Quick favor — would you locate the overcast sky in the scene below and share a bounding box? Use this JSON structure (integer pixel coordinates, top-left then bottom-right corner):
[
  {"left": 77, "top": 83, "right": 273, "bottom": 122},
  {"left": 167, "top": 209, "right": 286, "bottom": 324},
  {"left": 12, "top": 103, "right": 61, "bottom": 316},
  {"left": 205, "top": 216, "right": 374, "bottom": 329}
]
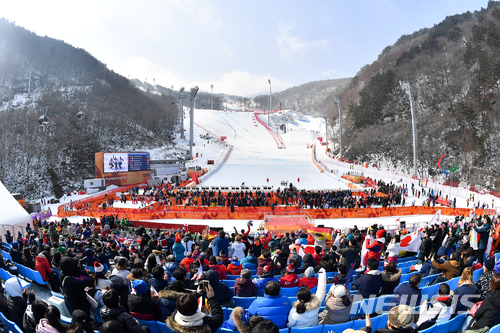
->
[{"left": 2, "top": 0, "right": 487, "bottom": 96}]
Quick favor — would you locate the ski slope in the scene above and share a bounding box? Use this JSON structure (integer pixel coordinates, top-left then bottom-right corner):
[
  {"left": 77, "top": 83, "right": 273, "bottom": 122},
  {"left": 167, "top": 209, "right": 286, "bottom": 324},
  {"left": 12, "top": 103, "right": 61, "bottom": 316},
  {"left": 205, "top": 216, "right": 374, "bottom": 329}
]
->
[{"left": 187, "top": 109, "right": 348, "bottom": 190}]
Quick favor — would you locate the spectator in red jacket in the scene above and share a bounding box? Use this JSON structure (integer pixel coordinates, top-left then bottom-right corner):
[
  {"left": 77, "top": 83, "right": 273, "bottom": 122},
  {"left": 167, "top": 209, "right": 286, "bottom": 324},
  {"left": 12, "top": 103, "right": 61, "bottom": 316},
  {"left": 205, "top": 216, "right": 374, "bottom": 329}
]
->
[
  {"left": 312, "top": 246, "right": 323, "bottom": 266},
  {"left": 226, "top": 256, "right": 243, "bottom": 276},
  {"left": 35, "top": 251, "right": 61, "bottom": 292},
  {"left": 209, "top": 256, "right": 226, "bottom": 280},
  {"left": 280, "top": 263, "right": 299, "bottom": 288},
  {"left": 179, "top": 252, "right": 194, "bottom": 271},
  {"left": 299, "top": 267, "right": 318, "bottom": 289},
  {"left": 234, "top": 269, "right": 257, "bottom": 297}
]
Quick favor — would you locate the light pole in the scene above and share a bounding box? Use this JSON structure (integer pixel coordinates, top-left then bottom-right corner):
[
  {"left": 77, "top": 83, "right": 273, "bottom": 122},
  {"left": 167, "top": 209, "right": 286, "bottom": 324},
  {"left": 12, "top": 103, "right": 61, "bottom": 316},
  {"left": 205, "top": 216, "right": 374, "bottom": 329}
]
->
[
  {"left": 179, "top": 87, "right": 185, "bottom": 138},
  {"left": 210, "top": 84, "right": 214, "bottom": 110},
  {"left": 268, "top": 79, "right": 272, "bottom": 126},
  {"left": 189, "top": 86, "right": 199, "bottom": 159},
  {"left": 171, "top": 85, "right": 174, "bottom": 97},
  {"left": 334, "top": 97, "right": 342, "bottom": 158},
  {"left": 325, "top": 116, "right": 328, "bottom": 150},
  {"left": 400, "top": 81, "right": 418, "bottom": 179}
]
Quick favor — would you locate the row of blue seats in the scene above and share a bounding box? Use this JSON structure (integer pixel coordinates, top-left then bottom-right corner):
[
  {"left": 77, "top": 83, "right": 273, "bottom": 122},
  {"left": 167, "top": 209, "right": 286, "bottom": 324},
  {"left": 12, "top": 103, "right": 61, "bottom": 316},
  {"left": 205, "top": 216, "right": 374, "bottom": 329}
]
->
[
  {"left": 0, "top": 311, "right": 23, "bottom": 333},
  {"left": 0, "top": 267, "right": 31, "bottom": 289}
]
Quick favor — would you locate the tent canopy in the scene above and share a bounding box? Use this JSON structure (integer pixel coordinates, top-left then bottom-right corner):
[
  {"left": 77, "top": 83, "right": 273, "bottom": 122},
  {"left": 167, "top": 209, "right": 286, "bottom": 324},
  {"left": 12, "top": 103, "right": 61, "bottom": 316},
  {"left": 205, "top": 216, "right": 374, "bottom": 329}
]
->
[{"left": 0, "top": 180, "right": 31, "bottom": 236}]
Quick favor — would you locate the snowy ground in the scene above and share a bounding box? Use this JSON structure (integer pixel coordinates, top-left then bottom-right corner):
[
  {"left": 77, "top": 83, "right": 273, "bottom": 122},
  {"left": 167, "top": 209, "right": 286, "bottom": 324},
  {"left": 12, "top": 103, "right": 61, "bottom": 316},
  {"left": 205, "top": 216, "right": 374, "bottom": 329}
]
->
[{"left": 41, "top": 107, "right": 498, "bottom": 235}]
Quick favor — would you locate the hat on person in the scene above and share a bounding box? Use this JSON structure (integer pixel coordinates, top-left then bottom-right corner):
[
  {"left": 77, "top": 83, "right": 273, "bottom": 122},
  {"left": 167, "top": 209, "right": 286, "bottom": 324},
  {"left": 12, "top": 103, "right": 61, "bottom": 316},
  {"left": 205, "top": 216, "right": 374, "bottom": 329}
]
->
[
  {"left": 388, "top": 305, "right": 414, "bottom": 329},
  {"left": 109, "top": 274, "right": 124, "bottom": 286},
  {"left": 263, "top": 265, "right": 273, "bottom": 273},
  {"left": 94, "top": 261, "right": 104, "bottom": 274},
  {"left": 71, "top": 310, "right": 89, "bottom": 325},
  {"left": 131, "top": 280, "right": 148, "bottom": 295},
  {"left": 332, "top": 284, "right": 347, "bottom": 298},
  {"left": 130, "top": 245, "right": 137, "bottom": 253},
  {"left": 11, "top": 242, "right": 18, "bottom": 250},
  {"left": 485, "top": 256, "right": 495, "bottom": 270},
  {"left": 376, "top": 230, "right": 385, "bottom": 238},
  {"left": 186, "top": 252, "right": 192, "bottom": 258},
  {"left": 295, "top": 239, "right": 301, "bottom": 245},
  {"left": 175, "top": 237, "right": 181, "bottom": 243},
  {"left": 437, "top": 246, "right": 447, "bottom": 258},
  {"left": 199, "top": 252, "right": 207, "bottom": 259},
  {"left": 286, "top": 263, "right": 296, "bottom": 273}
]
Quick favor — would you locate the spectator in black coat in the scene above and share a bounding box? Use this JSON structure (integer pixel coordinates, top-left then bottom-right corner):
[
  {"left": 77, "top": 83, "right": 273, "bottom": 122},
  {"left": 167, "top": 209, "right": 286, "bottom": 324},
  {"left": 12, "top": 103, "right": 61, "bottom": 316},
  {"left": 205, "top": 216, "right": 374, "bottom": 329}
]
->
[
  {"left": 418, "top": 230, "right": 433, "bottom": 264},
  {"left": 453, "top": 267, "right": 478, "bottom": 315},
  {"left": 9, "top": 241, "right": 23, "bottom": 264},
  {"left": 128, "top": 279, "right": 159, "bottom": 321},
  {"left": 390, "top": 273, "right": 422, "bottom": 308},
  {"left": 471, "top": 273, "right": 500, "bottom": 330},
  {"left": 353, "top": 258, "right": 382, "bottom": 299},
  {"left": 109, "top": 274, "right": 130, "bottom": 312},
  {"left": 60, "top": 256, "right": 91, "bottom": 316},
  {"left": 338, "top": 238, "right": 359, "bottom": 269},
  {"left": 101, "top": 289, "right": 150, "bottom": 333},
  {"left": 149, "top": 266, "right": 169, "bottom": 291},
  {"left": 380, "top": 261, "right": 402, "bottom": 295},
  {"left": 301, "top": 253, "right": 316, "bottom": 274},
  {"left": 5, "top": 277, "right": 34, "bottom": 330}
]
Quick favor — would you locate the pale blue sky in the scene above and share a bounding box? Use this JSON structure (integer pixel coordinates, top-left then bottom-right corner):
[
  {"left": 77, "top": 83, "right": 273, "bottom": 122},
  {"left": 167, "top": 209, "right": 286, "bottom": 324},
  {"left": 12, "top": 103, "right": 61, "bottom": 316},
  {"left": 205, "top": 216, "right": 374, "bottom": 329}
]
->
[{"left": 2, "top": 0, "right": 487, "bottom": 96}]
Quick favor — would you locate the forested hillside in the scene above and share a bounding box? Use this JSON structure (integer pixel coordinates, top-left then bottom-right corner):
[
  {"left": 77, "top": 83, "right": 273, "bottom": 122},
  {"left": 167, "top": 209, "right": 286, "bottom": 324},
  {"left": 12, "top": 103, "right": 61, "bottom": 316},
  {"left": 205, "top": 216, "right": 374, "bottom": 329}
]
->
[
  {"left": 328, "top": 1, "right": 500, "bottom": 190},
  {"left": 0, "top": 19, "right": 178, "bottom": 198}
]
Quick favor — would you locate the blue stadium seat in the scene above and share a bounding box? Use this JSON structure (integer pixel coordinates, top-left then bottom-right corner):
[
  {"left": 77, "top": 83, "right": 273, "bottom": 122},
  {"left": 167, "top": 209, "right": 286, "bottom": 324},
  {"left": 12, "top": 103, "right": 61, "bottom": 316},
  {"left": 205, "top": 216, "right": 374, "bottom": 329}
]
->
[
  {"left": 223, "top": 279, "right": 236, "bottom": 288},
  {"left": 489, "top": 323, "right": 500, "bottom": 333},
  {"left": 349, "top": 301, "right": 361, "bottom": 318},
  {"left": 60, "top": 314, "right": 72, "bottom": 324},
  {"left": 0, "top": 311, "right": 23, "bottom": 333},
  {"left": 226, "top": 275, "right": 239, "bottom": 280},
  {"left": 233, "top": 296, "right": 256, "bottom": 309},
  {"left": 309, "top": 286, "right": 318, "bottom": 294},
  {"left": 449, "top": 313, "right": 467, "bottom": 333},
  {"left": 418, "top": 325, "right": 436, "bottom": 333},
  {"left": 420, "top": 284, "right": 438, "bottom": 301},
  {"left": 473, "top": 268, "right": 482, "bottom": 282},
  {"left": 1, "top": 250, "right": 11, "bottom": 260},
  {"left": 256, "top": 288, "right": 265, "bottom": 296},
  {"left": 358, "top": 297, "right": 377, "bottom": 315},
  {"left": 375, "top": 294, "right": 394, "bottom": 313},
  {"left": 280, "top": 287, "right": 299, "bottom": 297},
  {"left": 137, "top": 320, "right": 161, "bottom": 333},
  {"left": 322, "top": 321, "right": 353, "bottom": 333},
  {"left": 351, "top": 319, "right": 367, "bottom": 330},
  {"left": 51, "top": 290, "right": 64, "bottom": 299},
  {"left": 157, "top": 321, "right": 174, "bottom": 333},
  {"left": 249, "top": 269, "right": 257, "bottom": 276},
  {"left": 93, "top": 308, "right": 103, "bottom": 323},
  {"left": 371, "top": 313, "right": 389, "bottom": 330},
  {"left": 446, "top": 277, "right": 460, "bottom": 290},
  {"left": 222, "top": 307, "right": 229, "bottom": 321},
  {"left": 290, "top": 325, "right": 322, "bottom": 333},
  {"left": 29, "top": 268, "right": 49, "bottom": 287},
  {"left": 3, "top": 271, "right": 31, "bottom": 289},
  {"left": 433, "top": 316, "right": 455, "bottom": 333},
  {"left": 279, "top": 328, "right": 289, "bottom": 333}
]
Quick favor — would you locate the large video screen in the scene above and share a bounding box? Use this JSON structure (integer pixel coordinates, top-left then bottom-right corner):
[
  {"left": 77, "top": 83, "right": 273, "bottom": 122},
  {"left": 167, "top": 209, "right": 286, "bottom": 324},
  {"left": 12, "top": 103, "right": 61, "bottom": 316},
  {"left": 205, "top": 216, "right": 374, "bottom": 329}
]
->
[{"left": 103, "top": 152, "right": 150, "bottom": 173}]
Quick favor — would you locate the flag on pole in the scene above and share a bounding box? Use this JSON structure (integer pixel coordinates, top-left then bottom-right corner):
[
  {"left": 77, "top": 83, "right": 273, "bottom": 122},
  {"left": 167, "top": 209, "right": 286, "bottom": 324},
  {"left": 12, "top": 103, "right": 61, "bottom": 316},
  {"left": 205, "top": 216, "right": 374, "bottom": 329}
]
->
[
  {"left": 400, "top": 231, "right": 423, "bottom": 253},
  {"left": 307, "top": 227, "right": 334, "bottom": 240},
  {"left": 360, "top": 235, "right": 373, "bottom": 269},
  {"left": 486, "top": 237, "right": 493, "bottom": 259},
  {"left": 430, "top": 210, "right": 442, "bottom": 225},
  {"left": 441, "top": 234, "right": 449, "bottom": 247},
  {"left": 470, "top": 228, "right": 479, "bottom": 250},
  {"left": 333, "top": 233, "right": 340, "bottom": 247}
]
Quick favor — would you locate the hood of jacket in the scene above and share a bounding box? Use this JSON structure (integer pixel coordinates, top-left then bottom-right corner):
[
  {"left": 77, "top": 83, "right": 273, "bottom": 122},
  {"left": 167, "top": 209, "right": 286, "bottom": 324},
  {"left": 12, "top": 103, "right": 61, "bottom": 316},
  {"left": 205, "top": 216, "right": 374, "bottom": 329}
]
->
[
  {"left": 381, "top": 268, "right": 402, "bottom": 282},
  {"left": 5, "top": 277, "right": 23, "bottom": 298},
  {"left": 101, "top": 306, "right": 126, "bottom": 319},
  {"left": 486, "top": 289, "right": 500, "bottom": 307},
  {"left": 244, "top": 255, "right": 257, "bottom": 262},
  {"left": 235, "top": 277, "right": 254, "bottom": 288},
  {"left": 366, "top": 270, "right": 381, "bottom": 275},
  {"left": 292, "top": 294, "right": 320, "bottom": 312},
  {"left": 449, "top": 260, "right": 461, "bottom": 268},
  {"left": 158, "top": 290, "right": 184, "bottom": 300},
  {"left": 232, "top": 306, "right": 250, "bottom": 333},
  {"left": 166, "top": 311, "right": 211, "bottom": 333},
  {"left": 303, "top": 253, "right": 314, "bottom": 264}
]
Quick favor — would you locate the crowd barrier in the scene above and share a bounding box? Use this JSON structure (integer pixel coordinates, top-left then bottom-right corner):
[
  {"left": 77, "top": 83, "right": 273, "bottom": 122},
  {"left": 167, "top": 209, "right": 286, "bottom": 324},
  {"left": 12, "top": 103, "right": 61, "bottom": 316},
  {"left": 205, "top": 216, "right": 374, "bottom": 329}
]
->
[{"left": 57, "top": 203, "right": 492, "bottom": 221}]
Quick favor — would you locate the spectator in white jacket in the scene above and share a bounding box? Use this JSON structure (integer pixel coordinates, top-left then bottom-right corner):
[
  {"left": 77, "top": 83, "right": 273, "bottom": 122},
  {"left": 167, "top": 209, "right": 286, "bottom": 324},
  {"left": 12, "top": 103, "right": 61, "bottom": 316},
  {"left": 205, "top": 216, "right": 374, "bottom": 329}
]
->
[
  {"left": 229, "top": 235, "right": 246, "bottom": 262},
  {"left": 287, "top": 268, "right": 327, "bottom": 328},
  {"left": 386, "top": 235, "right": 401, "bottom": 263}
]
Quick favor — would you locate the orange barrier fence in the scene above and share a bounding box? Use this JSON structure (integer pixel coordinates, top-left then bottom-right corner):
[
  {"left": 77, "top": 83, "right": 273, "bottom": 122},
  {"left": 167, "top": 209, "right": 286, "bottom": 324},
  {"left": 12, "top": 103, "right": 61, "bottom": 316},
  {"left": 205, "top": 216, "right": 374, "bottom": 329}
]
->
[{"left": 56, "top": 204, "right": 495, "bottom": 221}]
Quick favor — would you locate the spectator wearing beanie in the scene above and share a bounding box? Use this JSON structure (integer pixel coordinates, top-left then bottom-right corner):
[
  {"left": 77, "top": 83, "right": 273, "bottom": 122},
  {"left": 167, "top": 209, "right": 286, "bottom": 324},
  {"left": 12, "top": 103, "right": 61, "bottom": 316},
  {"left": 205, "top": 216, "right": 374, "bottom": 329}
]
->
[
  {"left": 301, "top": 253, "right": 316, "bottom": 273},
  {"left": 227, "top": 256, "right": 243, "bottom": 276},
  {"left": 280, "top": 263, "right": 299, "bottom": 288},
  {"left": 172, "top": 237, "right": 186, "bottom": 263},
  {"left": 94, "top": 261, "right": 111, "bottom": 290},
  {"left": 108, "top": 275, "right": 129, "bottom": 312},
  {"left": 253, "top": 265, "right": 280, "bottom": 289},
  {"left": 234, "top": 269, "right": 257, "bottom": 297},
  {"left": 299, "top": 267, "right": 318, "bottom": 289},
  {"left": 164, "top": 255, "right": 179, "bottom": 283},
  {"left": 179, "top": 252, "right": 194, "bottom": 271},
  {"left": 128, "top": 279, "right": 159, "bottom": 321},
  {"left": 476, "top": 255, "right": 496, "bottom": 300},
  {"left": 322, "top": 284, "right": 352, "bottom": 325}
]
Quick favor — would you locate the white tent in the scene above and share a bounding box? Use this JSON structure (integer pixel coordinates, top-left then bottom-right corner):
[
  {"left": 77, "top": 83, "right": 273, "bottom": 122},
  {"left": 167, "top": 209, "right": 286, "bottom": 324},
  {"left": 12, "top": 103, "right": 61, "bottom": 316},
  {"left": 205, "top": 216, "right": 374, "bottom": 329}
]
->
[{"left": 0, "top": 180, "right": 31, "bottom": 238}]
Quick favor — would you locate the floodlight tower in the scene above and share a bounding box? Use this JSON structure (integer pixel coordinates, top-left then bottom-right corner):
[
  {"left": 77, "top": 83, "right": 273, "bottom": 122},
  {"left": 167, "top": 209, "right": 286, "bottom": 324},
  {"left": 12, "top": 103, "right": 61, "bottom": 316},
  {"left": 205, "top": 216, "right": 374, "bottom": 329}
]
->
[
  {"left": 179, "top": 87, "right": 185, "bottom": 137},
  {"left": 210, "top": 84, "right": 214, "bottom": 110},
  {"left": 189, "top": 86, "right": 199, "bottom": 158},
  {"left": 268, "top": 79, "right": 272, "bottom": 126},
  {"left": 334, "top": 97, "right": 342, "bottom": 158},
  {"left": 400, "top": 81, "right": 418, "bottom": 179}
]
